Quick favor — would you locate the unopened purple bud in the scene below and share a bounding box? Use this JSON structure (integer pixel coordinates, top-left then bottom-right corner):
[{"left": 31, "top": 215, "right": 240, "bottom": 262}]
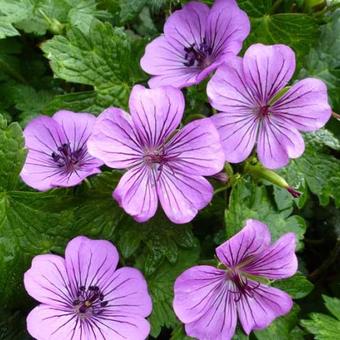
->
[{"left": 287, "top": 187, "right": 301, "bottom": 198}]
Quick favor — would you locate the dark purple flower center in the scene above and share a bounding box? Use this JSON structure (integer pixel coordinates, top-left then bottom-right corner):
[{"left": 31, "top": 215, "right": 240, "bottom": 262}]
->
[
  {"left": 227, "top": 269, "right": 260, "bottom": 302},
  {"left": 183, "top": 38, "right": 213, "bottom": 68},
  {"left": 73, "top": 285, "right": 108, "bottom": 317},
  {"left": 51, "top": 143, "right": 85, "bottom": 171},
  {"left": 143, "top": 147, "right": 169, "bottom": 167},
  {"left": 257, "top": 105, "right": 270, "bottom": 118}
]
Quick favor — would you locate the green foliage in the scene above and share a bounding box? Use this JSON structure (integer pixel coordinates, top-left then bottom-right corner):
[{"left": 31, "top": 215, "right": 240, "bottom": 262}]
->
[
  {"left": 279, "top": 129, "right": 340, "bottom": 208},
  {"left": 117, "top": 212, "right": 196, "bottom": 275},
  {"left": 0, "top": 0, "right": 339, "bottom": 339},
  {"left": 225, "top": 176, "right": 306, "bottom": 250},
  {"left": 255, "top": 304, "right": 304, "bottom": 340},
  {"left": 146, "top": 245, "right": 200, "bottom": 337},
  {"left": 273, "top": 273, "right": 314, "bottom": 299},
  {"left": 0, "top": 115, "right": 26, "bottom": 190},
  {"left": 299, "top": 9, "right": 340, "bottom": 111},
  {"left": 0, "top": 0, "right": 111, "bottom": 37},
  {"left": 239, "top": 0, "right": 319, "bottom": 68},
  {"left": 301, "top": 295, "right": 340, "bottom": 339},
  {"left": 42, "top": 21, "right": 146, "bottom": 110}
]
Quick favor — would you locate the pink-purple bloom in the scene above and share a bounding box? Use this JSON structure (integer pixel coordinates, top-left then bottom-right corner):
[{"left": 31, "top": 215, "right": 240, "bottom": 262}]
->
[
  {"left": 88, "top": 85, "right": 224, "bottom": 224},
  {"left": 207, "top": 43, "right": 332, "bottom": 169},
  {"left": 140, "top": 0, "right": 250, "bottom": 89},
  {"left": 20, "top": 110, "right": 103, "bottom": 191},
  {"left": 24, "top": 236, "right": 152, "bottom": 340},
  {"left": 173, "top": 219, "right": 297, "bottom": 339}
]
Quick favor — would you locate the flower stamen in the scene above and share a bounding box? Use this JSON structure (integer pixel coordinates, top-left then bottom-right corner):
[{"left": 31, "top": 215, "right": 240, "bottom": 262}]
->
[
  {"left": 183, "top": 38, "right": 213, "bottom": 68},
  {"left": 73, "top": 285, "right": 108, "bottom": 318}
]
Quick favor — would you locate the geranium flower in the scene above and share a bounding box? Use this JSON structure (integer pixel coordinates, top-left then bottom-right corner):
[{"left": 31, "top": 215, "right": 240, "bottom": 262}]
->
[
  {"left": 140, "top": 0, "right": 250, "bottom": 89},
  {"left": 207, "top": 43, "right": 332, "bottom": 169},
  {"left": 24, "top": 236, "right": 152, "bottom": 340},
  {"left": 88, "top": 85, "right": 224, "bottom": 224},
  {"left": 20, "top": 110, "right": 103, "bottom": 191},
  {"left": 173, "top": 219, "right": 297, "bottom": 339}
]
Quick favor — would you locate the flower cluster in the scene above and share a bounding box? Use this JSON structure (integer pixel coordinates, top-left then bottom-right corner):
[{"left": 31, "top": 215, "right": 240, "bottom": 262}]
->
[
  {"left": 21, "top": 0, "right": 332, "bottom": 339},
  {"left": 24, "top": 221, "right": 297, "bottom": 340}
]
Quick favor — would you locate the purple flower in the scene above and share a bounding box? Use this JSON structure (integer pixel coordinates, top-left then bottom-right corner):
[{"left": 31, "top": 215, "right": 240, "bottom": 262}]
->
[
  {"left": 140, "top": 0, "right": 250, "bottom": 89},
  {"left": 20, "top": 110, "right": 103, "bottom": 191},
  {"left": 207, "top": 43, "right": 332, "bottom": 169},
  {"left": 24, "top": 236, "right": 152, "bottom": 340},
  {"left": 173, "top": 219, "right": 297, "bottom": 339},
  {"left": 87, "top": 85, "right": 224, "bottom": 224}
]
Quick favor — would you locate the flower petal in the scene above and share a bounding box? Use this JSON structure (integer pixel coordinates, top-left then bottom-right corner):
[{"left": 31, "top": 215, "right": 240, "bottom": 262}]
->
[
  {"left": 211, "top": 112, "right": 258, "bottom": 164},
  {"left": 157, "top": 168, "right": 213, "bottom": 224},
  {"left": 129, "top": 85, "right": 184, "bottom": 147},
  {"left": 88, "top": 313, "right": 151, "bottom": 340},
  {"left": 20, "top": 151, "right": 59, "bottom": 191},
  {"left": 87, "top": 108, "right": 143, "bottom": 169},
  {"left": 23, "top": 116, "right": 67, "bottom": 154},
  {"left": 173, "top": 265, "right": 226, "bottom": 323},
  {"left": 207, "top": 59, "right": 259, "bottom": 163},
  {"left": 242, "top": 233, "right": 298, "bottom": 279},
  {"left": 174, "top": 265, "right": 237, "bottom": 340},
  {"left": 141, "top": 36, "right": 200, "bottom": 89},
  {"left": 52, "top": 110, "right": 102, "bottom": 166},
  {"left": 24, "top": 254, "right": 72, "bottom": 307},
  {"left": 164, "top": 1, "right": 209, "bottom": 49},
  {"left": 207, "top": 0, "right": 250, "bottom": 59},
  {"left": 165, "top": 118, "right": 224, "bottom": 176},
  {"left": 27, "top": 305, "right": 79, "bottom": 340},
  {"left": 65, "top": 236, "right": 119, "bottom": 294},
  {"left": 207, "top": 57, "right": 255, "bottom": 113},
  {"left": 243, "top": 44, "right": 296, "bottom": 103},
  {"left": 264, "top": 115, "right": 305, "bottom": 161},
  {"left": 50, "top": 166, "right": 101, "bottom": 188},
  {"left": 101, "top": 267, "right": 152, "bottom": 317},
  {"left": 216, "top": 219, "right": 271, "bottom": 267},
  {"left": 141, "top": 1, "right": 209, "bottom": 88},
  {"left": 237, "top": 281, "right": 293, "bottom": 334},
  {"left": 113, "top": 165, "right": 158, "bottom": 223},
  {"left": 257, "top": 117, "right": 304, "bottom": 169},
  {"left": 20, "top": 116, "right": 67, "bottom": 191},
  {"left": 271, "top": 78, "right": 332, "bottom": 132}
]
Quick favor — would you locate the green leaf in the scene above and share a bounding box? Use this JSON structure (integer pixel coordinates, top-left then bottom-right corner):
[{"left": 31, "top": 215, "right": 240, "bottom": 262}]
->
[
  {"left": 0, "top": 22, "right": 19, "bottom": 39},
  {"left": 43, "top": 91, "right": 101, "bottom": 115},
  {"left": 67, "top": 0, "right": 112, "bottom": 34},
  {"left": 225, "top": 176, "right": 306, "bottom": 250},
  {"left": 301, "top": 295, "right": 340, "bottom": 339},
  {"left": 273, "top": 272, "right": 314, "bottom": 299},
  {"left": 41, "top": 21, "right": 146, "bottom": 109},
  {"left": 299, "top": 9, "right": 340, "bottom": 112},
  {"left": 146, "top": 245, "right": 200, "bottom": 337},
  {"left": 0, "top": 115, "right": 26, "bottom": 190},
  {"left": 117, "top": 212, "right": 195, "bottom": 275},
  {"left": 120, "top": 0, "right": 147, "bottom": 23},
  {"left": 0, "top": 0, "right": 112, "bottom": 37},
  {"left": 4, "top": 84, "right": 55, "bottom": 126},
  {"left": 238, "top": 0, "right": 272, "bottom": 17},
  {"left": 171, "top": 323, "right": 194, "bottom": 340},
  {"left": 279, "top": 136, "right": 340, "bottom": 208},
  {"left": 304, "top": 129, "right": 340, "bottom": 151},
  {"left": 255, "top": 304, "right": 302, "bottom": 340},
  {"left": 240, "top": 0, "right": 319, "bottom": 69},
  {"left": 0, "top": 0, "right": 31, "bottom": 39}
]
